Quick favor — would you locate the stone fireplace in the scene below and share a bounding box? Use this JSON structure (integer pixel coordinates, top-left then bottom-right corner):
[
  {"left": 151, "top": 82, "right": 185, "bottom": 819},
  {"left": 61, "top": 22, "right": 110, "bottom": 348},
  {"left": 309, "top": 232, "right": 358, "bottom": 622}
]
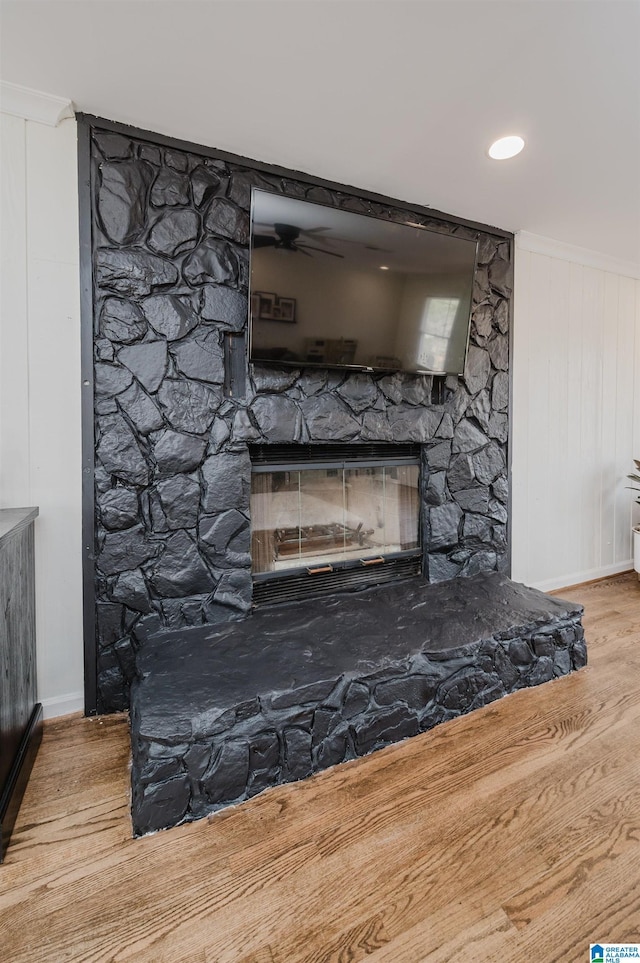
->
[{"left": 79, "top": 116, "right": 513, "bottom": 715}]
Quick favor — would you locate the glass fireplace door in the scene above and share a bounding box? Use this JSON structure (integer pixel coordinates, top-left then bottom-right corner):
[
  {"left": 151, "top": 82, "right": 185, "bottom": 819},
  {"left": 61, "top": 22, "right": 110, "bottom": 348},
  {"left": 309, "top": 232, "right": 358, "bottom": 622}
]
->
[{"left": 251, "top": 461, "right": 419, "bottom": 577}]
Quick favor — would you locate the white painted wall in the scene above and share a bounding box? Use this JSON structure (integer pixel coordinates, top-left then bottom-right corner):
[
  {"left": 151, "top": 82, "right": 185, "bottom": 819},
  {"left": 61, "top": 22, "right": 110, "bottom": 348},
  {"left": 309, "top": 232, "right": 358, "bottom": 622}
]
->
[
  {"left": 0, "top": 100, "right": 83, "bottom": 718},
  {"left": 511, "top": 233, "right": 640, "bottom": 591}
]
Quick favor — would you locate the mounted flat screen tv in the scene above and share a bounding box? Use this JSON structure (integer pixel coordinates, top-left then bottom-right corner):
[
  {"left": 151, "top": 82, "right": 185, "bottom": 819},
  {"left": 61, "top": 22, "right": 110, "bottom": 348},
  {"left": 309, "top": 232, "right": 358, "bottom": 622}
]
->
[{"left": 248, "top": 189, "right": 478, "bottom": 376}]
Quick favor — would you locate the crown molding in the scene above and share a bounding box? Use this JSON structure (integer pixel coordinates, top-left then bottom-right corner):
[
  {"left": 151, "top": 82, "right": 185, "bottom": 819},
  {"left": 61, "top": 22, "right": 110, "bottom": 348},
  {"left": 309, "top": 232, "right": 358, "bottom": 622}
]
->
[
  {"left": 0, "top": 81, "right": 74, "bottom": 127},
  {"left": 516, "top": 230, "right": 640, "bottom": 280}
]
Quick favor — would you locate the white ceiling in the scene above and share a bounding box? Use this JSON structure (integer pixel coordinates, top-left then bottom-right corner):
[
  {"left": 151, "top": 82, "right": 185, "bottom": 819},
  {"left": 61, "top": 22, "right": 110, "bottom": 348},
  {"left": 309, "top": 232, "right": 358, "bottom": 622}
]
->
[{"left": 2, "top": 0, "right": 639, "bottom": 267}]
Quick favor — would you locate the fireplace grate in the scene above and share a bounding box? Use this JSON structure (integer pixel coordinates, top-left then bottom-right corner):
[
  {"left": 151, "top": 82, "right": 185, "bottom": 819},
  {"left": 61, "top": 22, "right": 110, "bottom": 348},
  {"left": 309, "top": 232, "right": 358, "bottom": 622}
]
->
[
  {"left": 252, "top": 555, "right": 422, "bottom": 607},
  {"left": 249, "top": 442, "right": 421, "bottom": 467}
]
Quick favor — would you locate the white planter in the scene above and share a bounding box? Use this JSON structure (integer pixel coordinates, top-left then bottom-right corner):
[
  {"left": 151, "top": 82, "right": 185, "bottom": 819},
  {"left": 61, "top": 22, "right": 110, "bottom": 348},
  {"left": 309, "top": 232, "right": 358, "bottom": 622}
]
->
[{"left": 634, "top": 525, "right": 640, "bottom": 576}]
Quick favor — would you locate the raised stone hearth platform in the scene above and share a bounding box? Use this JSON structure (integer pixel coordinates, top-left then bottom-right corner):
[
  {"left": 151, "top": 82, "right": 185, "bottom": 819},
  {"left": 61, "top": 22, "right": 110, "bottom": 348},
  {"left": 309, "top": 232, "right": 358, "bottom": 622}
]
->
[{"left": 130, "top": 572, "right": 586, "bottom": 836}]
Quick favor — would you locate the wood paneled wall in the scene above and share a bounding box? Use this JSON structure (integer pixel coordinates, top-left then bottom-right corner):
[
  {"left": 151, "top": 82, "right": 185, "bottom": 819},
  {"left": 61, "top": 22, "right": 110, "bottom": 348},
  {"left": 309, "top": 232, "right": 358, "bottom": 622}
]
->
[{"left": 512, "top": 235, "right": 640, "bottom": 590}]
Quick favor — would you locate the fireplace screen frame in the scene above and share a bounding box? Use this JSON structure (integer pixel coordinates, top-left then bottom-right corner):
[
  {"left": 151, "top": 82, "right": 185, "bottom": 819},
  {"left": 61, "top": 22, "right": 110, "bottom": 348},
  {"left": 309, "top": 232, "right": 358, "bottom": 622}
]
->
[{"left": 249, "top": 444, "right": 423, "bottom": 605}]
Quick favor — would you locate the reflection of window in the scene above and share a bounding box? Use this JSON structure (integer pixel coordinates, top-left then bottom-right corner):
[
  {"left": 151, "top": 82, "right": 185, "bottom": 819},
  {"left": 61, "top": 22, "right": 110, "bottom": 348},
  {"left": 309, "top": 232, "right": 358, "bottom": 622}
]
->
[{"left": 417, "top": 297, "right": 460, "bottom": 370}]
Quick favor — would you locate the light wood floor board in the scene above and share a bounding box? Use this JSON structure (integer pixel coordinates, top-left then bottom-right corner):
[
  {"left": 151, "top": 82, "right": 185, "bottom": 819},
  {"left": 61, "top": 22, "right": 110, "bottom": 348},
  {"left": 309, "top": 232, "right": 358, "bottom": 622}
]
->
[{"left": 1, "top": 572, "right": 639, "bottom": 962}]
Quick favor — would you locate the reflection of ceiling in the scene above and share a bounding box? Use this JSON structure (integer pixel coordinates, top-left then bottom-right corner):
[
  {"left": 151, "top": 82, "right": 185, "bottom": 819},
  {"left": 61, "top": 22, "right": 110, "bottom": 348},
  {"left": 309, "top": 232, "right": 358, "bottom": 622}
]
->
[
  {"left": 2, "top": 1, "right": 639, "bottom": 267},
  {"left": 253, "top": 191, "right": 477, "bottom": 274}
]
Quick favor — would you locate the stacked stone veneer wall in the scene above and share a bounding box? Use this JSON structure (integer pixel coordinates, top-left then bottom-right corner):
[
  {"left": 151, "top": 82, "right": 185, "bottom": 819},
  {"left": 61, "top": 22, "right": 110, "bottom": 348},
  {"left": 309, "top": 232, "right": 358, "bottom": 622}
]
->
[{"left": 86, "top": 123, "right": 513, "bottom": 713}]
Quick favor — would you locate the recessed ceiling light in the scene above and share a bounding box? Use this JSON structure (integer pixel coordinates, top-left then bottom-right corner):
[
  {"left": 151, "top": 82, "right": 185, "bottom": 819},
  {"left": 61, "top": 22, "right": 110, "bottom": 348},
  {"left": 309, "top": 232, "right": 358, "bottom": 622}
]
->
[
  {"left": 488, "top": 135, "right": 525, "bottom": 160},
  {"left": 380, "top": 265, "right": 389, "bottom": 270}
]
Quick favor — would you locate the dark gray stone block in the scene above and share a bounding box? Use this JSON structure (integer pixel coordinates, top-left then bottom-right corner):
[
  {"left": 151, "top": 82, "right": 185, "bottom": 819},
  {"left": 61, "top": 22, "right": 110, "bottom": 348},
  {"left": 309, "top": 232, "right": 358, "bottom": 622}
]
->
[
  {"left": 360, "top": 410, "right": 394, "bottom": 441},
  {"left": 472, "top": 442, "right": 505, "bottom": 485},
  {"left": 192, "top": 165, "right": 224, "bottom": 207},
  {"left": 157, "top": 380, "right": 221, "bottom": 433},
  {"left": 448, "top": 454, "right": 475, "bottom": 492},
  {"left": 452, "top": 487, "right": 491, "bottom": 514},
  {"left": 283, "top": 728, "right": 313, "bottom": 780},
  {"left": 374, "top": 675, "right": 439, "bottom": 708},
  {"left": 387, "top": 407, "right": 442, "bottom": 442},
  {"left": 427, "top": 553, "right": 463, "bottom": 583},
  {"left": 213, "top": 570, "right": 252, "bottom": 612},
  {"left": 473, "top": 304, "right": 493, "bottom": 340},
  {"left": 429, "top": 502, "right": 462, "bottom": 549},
  {"left": 492, "top": 371, "right": 509, "bottom": 412},
  {"left": 96, "top": 413, "right": 149, "bottom": 486},
  {"left": 98, "top": 487, "right": 139, "bottom": 531},
  {"left": 170, "top": 328, "right": 225, "bottom": 384},
  {"left": 147, "top": 210, "right": 200, "bottom": 257},
  {"left": 201, "top": 451, "right": 251, "bottom": 514},
  {"left": 118, "top": 340, "right": 168, "bottom": 393},
  {"left": 488, "top": 412, "right": 509, "bottom": 443},
  {"left": 252, "top": 366, "right": 300, "bottom": 394},
  {"left": 201, "top": 741, "right": 250, "bottom": 804},
  {"left": 336, "top": 375, "right": 379, "bottom": 414},
  {"left": 204, "top": 197, "right": 250, "bottom": 244},
  {"left": 95, "top": 362, "right": 134, "bottom": 397},
  {"left": 467, "top": 391, "right": 491, "bottom": 431},
  {"left": 300, "top": 395, "right": 360, "bottom": 441},
  {"left": 426, "top": 470, "right": 447, "bottom": 506},
  {"left": 488, "top": 256, "right": 513, "bottom": 297},
  {"left": 98, "top": 161, "right": 153, "bottom": 245},
  {"left": 95, "top": 248, "right": 178, "bottom": 297},
  {"left": 155, "top": 474, "right": 200, "bottom": 530},
  {"left": 94, "top": 132, "right": 133, "bottom": 159},
  {"left": 249, "top": 731, "right": 280, "bottom": 771},
  {"left": 352, "top": 706, "right": 419, "bottom": 755},
  {"left": 117, "top": 381, "right": 165, "bottom": 435},
  {"left": 183, "top": 238, "right": 239, "bottom": 286},
  {"left": 100, "top": 298, "right": 147, "bottom": 344},
  {"left": 152, "top": 430, "right": 207, "bottom": 474},
  {"left": 427, "top": 440, "right": 452, "bottom": 470},
  {"left": 251, "top": 395, "right": 302, "bottom": 442},
  {"left": 141, "top": 294, "right": 199, "bottom": 341},
  {"left": 146, "top": 531, "right": 213, "bottom": 598},
  {"left": 452, "top": 420, "right": 490, "bottom": 454},
  {"left": 199, "top": 510, "right": 249, "bottom": 557},
  {"left": 98, "top": 526, "right": 160, "bottom": 576},
  {"left": 110, "top": 569, "right": 151, "bottom": 614},
  {"left": 150, "top": 168, "right": 190, "bottom": 207},
  {"left": 464, "top": 345, "right": 491, "bottom": 395},
  {"left": 201, "top": 284, "right": 247, "bottom": 331},
  {"left": 488, "top": 334, "right": 509, "bottom": 371}
]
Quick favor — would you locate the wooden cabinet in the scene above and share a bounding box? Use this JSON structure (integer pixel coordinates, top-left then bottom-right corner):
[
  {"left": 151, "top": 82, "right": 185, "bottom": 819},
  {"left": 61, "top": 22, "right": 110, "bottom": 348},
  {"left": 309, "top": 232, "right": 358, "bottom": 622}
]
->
[{"left": 0, "top": 507, "right": 41, "bottom": 861}]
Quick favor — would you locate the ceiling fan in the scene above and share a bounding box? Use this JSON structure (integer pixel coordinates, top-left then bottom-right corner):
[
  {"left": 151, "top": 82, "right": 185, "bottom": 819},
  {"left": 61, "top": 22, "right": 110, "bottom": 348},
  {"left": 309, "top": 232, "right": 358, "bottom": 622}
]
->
[{"left": 253, "top": 222, "right": 344, "bottom": 258}]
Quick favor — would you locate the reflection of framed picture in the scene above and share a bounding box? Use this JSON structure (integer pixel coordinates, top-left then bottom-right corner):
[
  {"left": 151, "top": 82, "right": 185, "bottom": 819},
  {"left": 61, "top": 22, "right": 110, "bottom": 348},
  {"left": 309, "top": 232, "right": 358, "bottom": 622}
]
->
[
  {"left": 256, "top": 292, "right": 276, "bottom": 320},
  {"left": 277, "top": 297, "right": 296, "bottom": 323}
]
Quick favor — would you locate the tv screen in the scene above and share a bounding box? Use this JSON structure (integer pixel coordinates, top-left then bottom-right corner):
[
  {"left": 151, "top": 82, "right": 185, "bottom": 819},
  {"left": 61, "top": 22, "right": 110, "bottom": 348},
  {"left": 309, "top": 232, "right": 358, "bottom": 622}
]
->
[{"left": 248, "top": 190, "right": 478, "bottom": 376}]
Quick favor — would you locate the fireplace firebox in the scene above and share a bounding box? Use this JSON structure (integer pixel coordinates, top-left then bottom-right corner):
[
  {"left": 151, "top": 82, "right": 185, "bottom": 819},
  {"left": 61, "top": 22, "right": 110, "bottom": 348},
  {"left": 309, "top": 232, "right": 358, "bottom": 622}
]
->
[{"left": 250, "top": 444, "right": 422, "bottom": 604}]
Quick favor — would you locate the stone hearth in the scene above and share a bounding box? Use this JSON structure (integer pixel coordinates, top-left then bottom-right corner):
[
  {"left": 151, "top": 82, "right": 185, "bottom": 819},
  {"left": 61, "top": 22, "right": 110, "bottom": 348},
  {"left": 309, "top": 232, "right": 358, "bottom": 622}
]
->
[{"left": 130, "top": 571, "right": 586, "bottom": 836}]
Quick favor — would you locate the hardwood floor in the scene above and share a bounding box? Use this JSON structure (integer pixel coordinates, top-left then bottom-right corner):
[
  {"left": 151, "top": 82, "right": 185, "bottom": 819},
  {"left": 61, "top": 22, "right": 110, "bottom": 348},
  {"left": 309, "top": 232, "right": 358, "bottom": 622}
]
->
[{"left": 1, "top": 573, "right": 639, "bottom": 962}]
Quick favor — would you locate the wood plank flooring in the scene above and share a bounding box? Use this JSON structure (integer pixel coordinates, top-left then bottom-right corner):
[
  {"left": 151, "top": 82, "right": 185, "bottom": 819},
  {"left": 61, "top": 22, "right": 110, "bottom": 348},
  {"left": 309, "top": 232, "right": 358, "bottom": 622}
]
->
[{"left": 1, "top": 573, "right": 639, "bottom": 962}]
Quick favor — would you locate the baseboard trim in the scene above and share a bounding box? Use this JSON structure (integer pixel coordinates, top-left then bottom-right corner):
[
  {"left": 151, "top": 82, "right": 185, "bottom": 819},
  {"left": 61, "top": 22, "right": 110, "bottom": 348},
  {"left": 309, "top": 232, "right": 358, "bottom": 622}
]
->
[
  {"left": 0, "top": 703, "right": 43, "bottom": 862},
  {"left": 529, "top": 561, "right": 633, "bottom": 594},
  {"left": 41, "top": 692, "right": 85, "bottom": 720}
]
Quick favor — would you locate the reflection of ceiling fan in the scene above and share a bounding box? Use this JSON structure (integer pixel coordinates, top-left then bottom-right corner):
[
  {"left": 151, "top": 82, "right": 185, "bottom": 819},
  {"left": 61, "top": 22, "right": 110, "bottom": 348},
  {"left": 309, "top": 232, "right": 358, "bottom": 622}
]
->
[{"left": 253, "top": 223, "right": 344, "bottom": 258}]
